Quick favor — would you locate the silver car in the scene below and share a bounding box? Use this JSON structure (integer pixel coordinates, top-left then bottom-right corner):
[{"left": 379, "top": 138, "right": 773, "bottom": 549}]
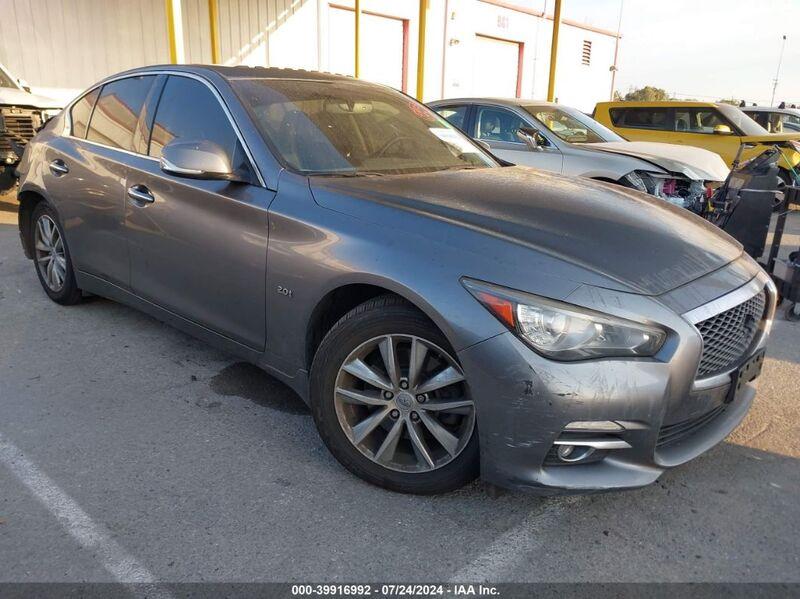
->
[
  {"left": 17, "top": 66, "right": 775, "bottom": 495},
  {"left": 429, "top": 98, "right": 730, "bottom": 209},
  {"left": 742, "top": 106, "right": 800, "bottom": 134}
]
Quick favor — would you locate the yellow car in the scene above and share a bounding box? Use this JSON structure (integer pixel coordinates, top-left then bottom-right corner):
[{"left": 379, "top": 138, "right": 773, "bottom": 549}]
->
[{"left": 594, "top": 101, "right": 800, "bottom": 188}]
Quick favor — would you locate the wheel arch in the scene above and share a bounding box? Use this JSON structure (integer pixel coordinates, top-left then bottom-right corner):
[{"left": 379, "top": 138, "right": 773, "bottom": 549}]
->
[
  {"left": 304, "top": 278, "right": 454, "bottom": 372},
  {"left": 17, "top": 186, "right": 53, "bottom": 259}
]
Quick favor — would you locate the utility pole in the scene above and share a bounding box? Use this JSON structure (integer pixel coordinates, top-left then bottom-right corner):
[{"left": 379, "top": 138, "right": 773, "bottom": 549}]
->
[
  {"left": 770, "top": 34, "right": 787, "bottom": 107},
  {"left": 609, "top": 0, "right": 623, "bottom": 100},
  {"left": 416, "top": 0, "right": 428, "bottom": 100},
  {"left": 355, "top": 0, "right": 362, "bottom": 78},
  {"left": 546, "top": 0, "right": 562, "bottom": 102}
]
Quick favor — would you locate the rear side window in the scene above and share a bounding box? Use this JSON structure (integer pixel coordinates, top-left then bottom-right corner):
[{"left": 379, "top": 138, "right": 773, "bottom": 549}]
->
[
  {"left": 86, "top": 76, "right": 155, "bottom": 151},
  {"left": 610, "top": 107, "right": 670, "bottom": 130},
  {"left": 149, "top": 76, "right": 239, "bottom": 163},
  {"left": 70, "top": 88, "right": 100, "bottom": 138},
  {"left": 435, "top": 105, "right": 469, "bottom": 132}
]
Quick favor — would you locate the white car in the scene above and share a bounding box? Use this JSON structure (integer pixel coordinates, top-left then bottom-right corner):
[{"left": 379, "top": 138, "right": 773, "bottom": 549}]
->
[
  {"left": 429, "top": 98, "right": 730, "bottom": 209},
  {"left": 1, "top": 62, "right": 63, "bottom": 190}
]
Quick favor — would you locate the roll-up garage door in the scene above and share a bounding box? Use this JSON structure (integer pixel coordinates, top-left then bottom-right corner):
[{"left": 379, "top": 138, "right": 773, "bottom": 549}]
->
[
  {"left": 473, "top": 34, "right": 522, "bottom": 98},
  {"left": 328, "top": 7, "right": 407, "bottom": 92}
]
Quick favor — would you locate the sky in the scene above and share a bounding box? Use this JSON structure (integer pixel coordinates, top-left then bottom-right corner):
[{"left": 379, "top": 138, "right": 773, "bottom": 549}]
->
[{"left": 540, "top": 0, "right": 800, "bottom": 106}]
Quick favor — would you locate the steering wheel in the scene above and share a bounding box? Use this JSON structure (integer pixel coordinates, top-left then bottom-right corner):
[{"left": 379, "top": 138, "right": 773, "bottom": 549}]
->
[{"left": 376, "top": 136, "right": 415, "bottom": 157}]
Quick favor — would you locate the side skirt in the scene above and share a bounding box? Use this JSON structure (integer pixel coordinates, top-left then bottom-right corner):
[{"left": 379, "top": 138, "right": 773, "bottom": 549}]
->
[{"left": 75, "top": 271, "right": 310, "bottom": 402}]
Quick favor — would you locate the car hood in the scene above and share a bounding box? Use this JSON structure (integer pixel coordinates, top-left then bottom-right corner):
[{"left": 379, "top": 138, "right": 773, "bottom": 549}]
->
[
  {"left": 311, "top": 166, "right": 743, "bottom": 296},
  {"left": 582, "top": 141, "right": 730, "bottom": 181},
  {"left": 0, "top": 87, "right": 62, "bottom": 109}
]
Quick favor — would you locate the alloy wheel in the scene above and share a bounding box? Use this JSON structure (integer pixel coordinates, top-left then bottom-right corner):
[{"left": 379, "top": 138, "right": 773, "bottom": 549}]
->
[
  {"left": 334, "top": 334, "right": 475, "bottom": 473},
  {"left": 34, "top": 215, "right": 67, "bottom": 292}
]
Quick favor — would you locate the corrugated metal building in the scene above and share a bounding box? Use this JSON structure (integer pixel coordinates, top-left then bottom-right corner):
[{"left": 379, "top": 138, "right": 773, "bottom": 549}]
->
[{"left": 0, "top": 0, "right": 620, "bottom": 111}]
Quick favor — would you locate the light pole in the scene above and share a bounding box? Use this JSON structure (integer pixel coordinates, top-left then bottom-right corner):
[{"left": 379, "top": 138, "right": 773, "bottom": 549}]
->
[
  {"left": 609, "top": 0, "right": 624, "bottom": 100},
  {"left": 770, "top": 34, "right": 787, "bottom": 107}
]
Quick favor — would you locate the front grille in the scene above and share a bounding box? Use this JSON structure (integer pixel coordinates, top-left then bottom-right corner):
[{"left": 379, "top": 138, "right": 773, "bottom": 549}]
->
[
  {"left": 695, "top": 289, "right": 766, "bottom": 378},
  {"left": 0, "top": 110, "right": 38, "bottom": 155},
  {"left": 657, "top": 404, "right": 726, "bottom": 448}
]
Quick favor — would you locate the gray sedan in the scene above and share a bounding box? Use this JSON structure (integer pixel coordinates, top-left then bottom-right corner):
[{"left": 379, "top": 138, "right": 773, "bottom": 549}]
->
[{"left": 16, "top": 66, "right": 775, "bottom": 495}]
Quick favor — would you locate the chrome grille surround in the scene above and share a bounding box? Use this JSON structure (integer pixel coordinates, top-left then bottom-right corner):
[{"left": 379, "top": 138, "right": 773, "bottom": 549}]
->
[
  {"left": 684, "top": 278, "right": 769, "bottom": 380},
  {"left": 694, "top": 290, "right": 766, "bottom": 377}
]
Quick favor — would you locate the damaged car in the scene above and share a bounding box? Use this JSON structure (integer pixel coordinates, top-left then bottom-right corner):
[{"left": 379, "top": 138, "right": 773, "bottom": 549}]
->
[
  {"left": 17, "top": 66, "right": 776, "bottom": 495},
  {"left": 429, "top": 98, "right": 729, "bottom": 209},
  {"left": 1, "top": 62, "right": 63, "bottom": 191}
]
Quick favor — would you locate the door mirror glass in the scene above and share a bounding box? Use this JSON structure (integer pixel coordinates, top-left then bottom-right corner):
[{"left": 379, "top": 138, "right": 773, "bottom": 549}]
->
[
  {"left": 713, "top": 124, "right": 733, "bottom": 135},
  {"left": 160, "top": 139, "right": 236, "bottom": 181},
  {"left": 517, "top": 127, "right": 547, "bottom": 150}
]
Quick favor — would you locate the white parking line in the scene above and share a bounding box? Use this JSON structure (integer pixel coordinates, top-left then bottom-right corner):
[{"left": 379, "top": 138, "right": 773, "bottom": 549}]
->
[
  {"left": 449, "top": 496, "right": 580, "bottom": 582},
  {"left": 0, "top": 433, "right": 173, "bottom": 597}
]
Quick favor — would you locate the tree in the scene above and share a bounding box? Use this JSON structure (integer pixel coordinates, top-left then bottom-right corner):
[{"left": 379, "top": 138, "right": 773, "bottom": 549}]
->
[
  {"left": 718, "top": 98, "right": 742, "bottom": 106},
  {"left": 620, "top": 86, "right": 671, "bottom": 102}
]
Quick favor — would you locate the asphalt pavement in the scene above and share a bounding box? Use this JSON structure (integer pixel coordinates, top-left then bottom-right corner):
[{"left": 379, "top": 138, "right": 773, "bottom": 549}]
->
[{"left": 0, "top": 190, "right": 798, "bottom": 584}]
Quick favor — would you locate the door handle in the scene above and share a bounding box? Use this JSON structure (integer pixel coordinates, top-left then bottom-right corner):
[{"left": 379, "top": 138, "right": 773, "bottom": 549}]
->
[
  {"left": 127, "top": 184, "right": 155, "bottom": 206},
  {"left": 49, "top": 159, "right": 69, "bottom": 176}
]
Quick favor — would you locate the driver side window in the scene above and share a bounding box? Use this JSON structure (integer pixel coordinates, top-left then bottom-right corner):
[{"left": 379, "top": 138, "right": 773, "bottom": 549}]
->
[{"left": 475, "top": 106, "right": 530, "bottom": 145}]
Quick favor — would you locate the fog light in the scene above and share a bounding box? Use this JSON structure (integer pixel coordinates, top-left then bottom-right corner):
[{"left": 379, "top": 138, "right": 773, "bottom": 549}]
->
[{"left": 556, "top": 444, "right": 595, "bottom": 463}]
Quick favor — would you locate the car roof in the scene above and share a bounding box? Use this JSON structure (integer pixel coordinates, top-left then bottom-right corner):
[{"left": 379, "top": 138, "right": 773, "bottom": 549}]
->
[
  {"left": 596, "top": 101, "right": 719, "bottom": 108},
  {"left": 428, "top": 97, "right": 560, "bottom": 108},
  {"left": 742, "top": 106, "right": 800, "bottom": 115},
  {"left": 101, "top": 64, "right": 357, "bottom": 84}
]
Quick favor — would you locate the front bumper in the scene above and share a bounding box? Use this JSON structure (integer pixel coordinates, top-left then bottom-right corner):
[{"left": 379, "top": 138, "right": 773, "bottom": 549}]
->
[{"left": 458, "top": 269, "right": 775, "bottom": 495}]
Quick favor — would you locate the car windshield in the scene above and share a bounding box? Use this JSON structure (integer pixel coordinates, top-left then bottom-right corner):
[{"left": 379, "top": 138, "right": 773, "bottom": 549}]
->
[
  {"left": 232, "top": 78, "right": 497, "bottom": 175},
  {"left": 716, "top": 103, "right": 769, "bottom": 136},
  {"left": 523, "top": 105, "right": 624, "bottom": 143}
]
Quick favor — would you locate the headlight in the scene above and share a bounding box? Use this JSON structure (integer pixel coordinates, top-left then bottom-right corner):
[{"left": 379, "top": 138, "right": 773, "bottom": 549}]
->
[
  {"left": 462, "top": 279, "right": 666, "bottom": 361},
  {"left": 622, "top": 170, "right": 650, "bottom": 193}
]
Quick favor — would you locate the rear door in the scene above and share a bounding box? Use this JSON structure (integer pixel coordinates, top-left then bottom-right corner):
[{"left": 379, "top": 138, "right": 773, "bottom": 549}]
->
[
  {"left": 123, "top": 74, "right": 271, "bottom": 350},
  {"left": 607, "top": 106, "right": 675, "bottom": 144},
  {"left": 473, "top": 105, "right": 563, "bottom": 172},
  {"left": 44, "top": 75, "right": 156, "bottom": 287}
]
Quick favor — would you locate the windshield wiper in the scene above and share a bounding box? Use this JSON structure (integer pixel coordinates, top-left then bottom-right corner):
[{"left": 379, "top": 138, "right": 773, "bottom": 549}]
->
[
  {"left": 306, "top": 170, "right": 386, "bottom": 177},
  {"left": 437, "top": 165, "right": 481, "bottom": 172}
]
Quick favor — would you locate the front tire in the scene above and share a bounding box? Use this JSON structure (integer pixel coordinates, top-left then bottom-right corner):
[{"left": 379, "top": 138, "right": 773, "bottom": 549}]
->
[
  {"left": 31, "top": 202, "right": 82, "bottom": 305},
  {"left": 310, "top": 295, "right": 479, "bottom": 494}
]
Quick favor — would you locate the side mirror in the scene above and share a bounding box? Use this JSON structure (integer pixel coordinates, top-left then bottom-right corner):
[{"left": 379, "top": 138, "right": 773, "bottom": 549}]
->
[
  {"left": 475, "top": 140, "right": 491, "bottom": 152},
  {"left": 713, "top": 124, "right": 733, "bottom": 135},
  {"left": 517, "top": 127, "right": 546, "bottom": 150},
  {"left": 160, "top": 139, "right": 237, "bottom": 181}
]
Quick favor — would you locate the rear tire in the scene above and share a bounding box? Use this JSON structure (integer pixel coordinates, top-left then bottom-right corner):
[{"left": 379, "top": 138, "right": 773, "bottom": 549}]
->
[
  {"left": 310, "top": 295, "right": 479, "bottom": 494},
  {"left": 31, "top": 202, "right": 82, "bottom": 305}
]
